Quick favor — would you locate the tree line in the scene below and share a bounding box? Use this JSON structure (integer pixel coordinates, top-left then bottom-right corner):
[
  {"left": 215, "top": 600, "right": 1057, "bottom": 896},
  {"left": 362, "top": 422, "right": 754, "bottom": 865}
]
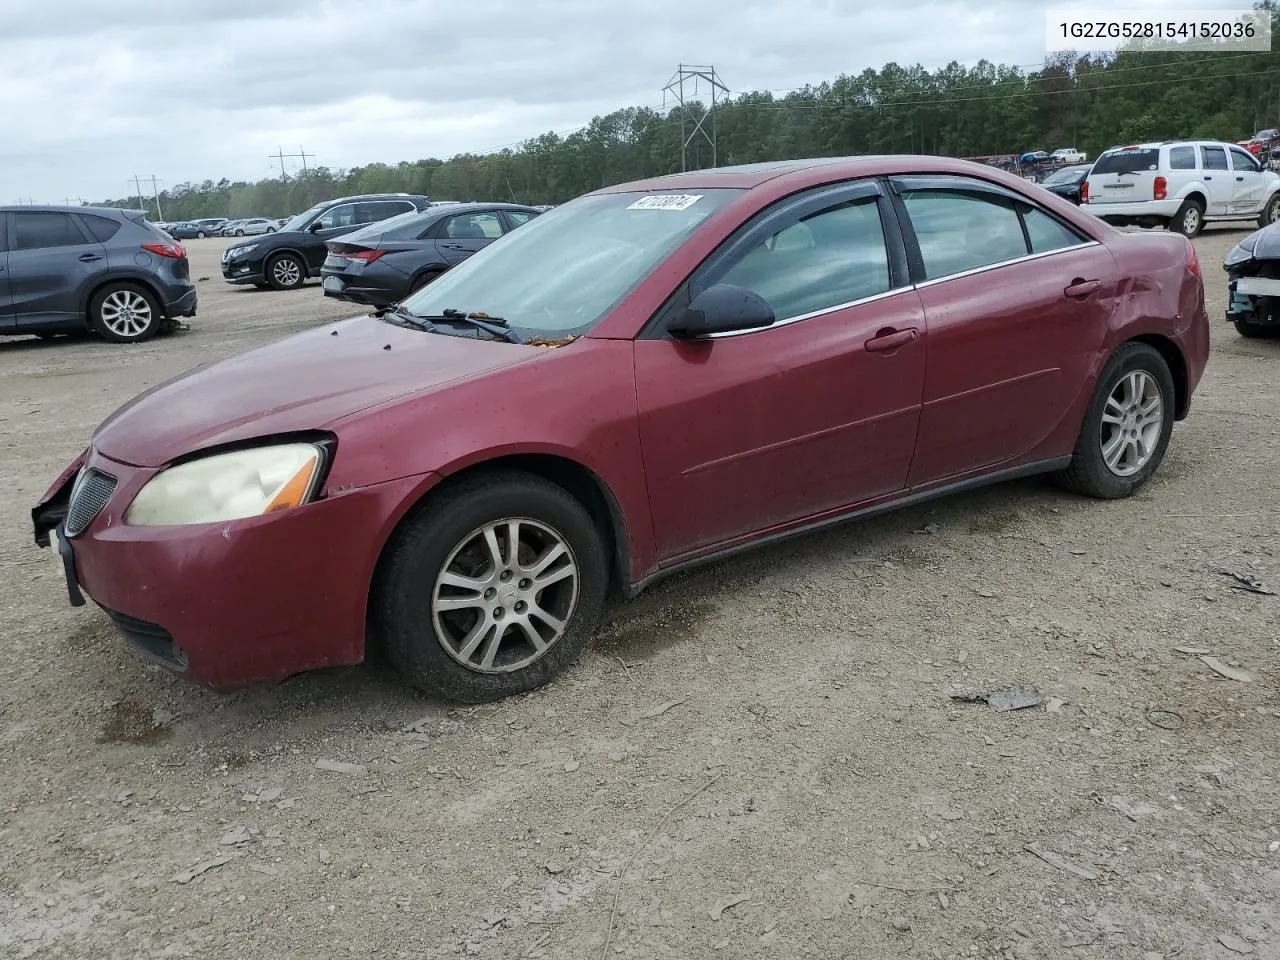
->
[{"left": 97, "top": 12, "right": 1280, "bottom": 222}]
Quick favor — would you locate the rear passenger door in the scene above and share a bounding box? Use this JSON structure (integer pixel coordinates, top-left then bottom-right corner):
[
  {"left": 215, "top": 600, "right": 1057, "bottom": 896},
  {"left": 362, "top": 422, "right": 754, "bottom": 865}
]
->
[
  {"left": 1199, "top": 145, "right": 1234, "bottom": 214},
  {"left": 7, "top": 211, "right": 106, "bottom": 326},
  {"left": 436, "top": 211, "right": 505, "bottom": 265},
  {"left": 890, "top": 176, "right": 1117, "bottom": 486}
]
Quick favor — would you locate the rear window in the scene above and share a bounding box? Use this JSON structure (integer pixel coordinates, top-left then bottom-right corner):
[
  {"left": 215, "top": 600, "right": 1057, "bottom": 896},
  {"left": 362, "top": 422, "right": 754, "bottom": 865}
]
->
[
  {"left": 1092, "top": 149, "right": 1159, "bottom": 175},
  {"left": 79, "top": 213, "right": 121, "bottom": 242}
]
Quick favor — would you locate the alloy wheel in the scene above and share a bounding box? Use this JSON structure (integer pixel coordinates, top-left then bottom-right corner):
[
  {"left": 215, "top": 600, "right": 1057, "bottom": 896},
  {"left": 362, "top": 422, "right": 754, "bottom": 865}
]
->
[
  {"left": 272, "top": 257, "right": 302, "bottom": 286},
  {"left": 1182, "top": 207, "right": 1201, "bottom": 235},
  {"left": 1099, "top": 370, "right": 1164, "bottom": 477},
  {"left": 431, "top": 518, "right": 579, "bottom": 674},
  {"left": 99, "top": 290, "right": 153, "bottom": 339}
]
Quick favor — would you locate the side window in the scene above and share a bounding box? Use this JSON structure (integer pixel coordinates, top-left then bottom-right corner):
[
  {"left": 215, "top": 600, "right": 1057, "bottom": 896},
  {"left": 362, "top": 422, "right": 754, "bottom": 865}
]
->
[
  {"left": 1168, "top": 146, "right": 1197, "bottom": 170},
  {"left": 900, "top": 190, "right": 1028, "bottom": 279},
  {"left": 716, "top": 197, "right": 891, "bottom": 323},
  {"left": 355, "top": 201, "right": 408, "bottom": 224},
  {"left": 313, "top": 203, "right": 357, "bottom": 230},
  {"left": 1231, "top": 148, "right": 1261, "bottom": 173},
  {"left": 78, "top": 214, "right": 121, "bottom": 242},
  {"left": 1020, "top": 205, "right": 1085, "bottom": 254},
  {"left": 506, "top": 211, "right": 536, "bottom": 226},
  {"left": 1201, "top": 145, "right": 1229, "bottom": 171},
  {"left": 13, "top": 212, "right": 90, "bottom": 251},
  {"left": 444, "top": 213, "right": 504, "bottom": 240}
]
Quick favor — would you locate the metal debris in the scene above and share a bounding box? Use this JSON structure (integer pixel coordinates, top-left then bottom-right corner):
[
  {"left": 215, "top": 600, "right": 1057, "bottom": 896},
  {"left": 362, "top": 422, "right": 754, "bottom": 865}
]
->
[
  {"left": 315, "top": 759, "right": 367, "bottom": 775},
  {"left": 171, "top": 854, "right": 232, "bottom": 884},
  {"left": 1200, "top": 656, "right": 1253, "bottom": 683},
  {"left": 951, "top": 686, "right": 1044, "bottom": 712},
  {"left": 1023, "top": 842, "right": 1099, "bottom": 880},
  {"left": 1218, "top": 569, "right": 1275, "bottom": 595}
]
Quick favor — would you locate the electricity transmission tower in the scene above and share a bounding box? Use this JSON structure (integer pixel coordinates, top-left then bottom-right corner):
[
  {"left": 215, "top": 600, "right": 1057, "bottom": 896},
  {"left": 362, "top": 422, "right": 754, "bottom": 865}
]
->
[
  {"left": 270, "top": 146, "right": 317, "bottom": 178},
  {"left": 131, "top": 175, "right": 164, "bottom": 219},
  {"left": 662, "top": 64, "right": 730, "bottom": 171}
]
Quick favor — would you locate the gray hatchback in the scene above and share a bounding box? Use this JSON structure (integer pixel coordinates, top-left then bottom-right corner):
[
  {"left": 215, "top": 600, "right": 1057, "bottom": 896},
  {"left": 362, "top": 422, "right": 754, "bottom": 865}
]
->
[{"left": 0, "top": 205, "right": 197, "bottom": 343}]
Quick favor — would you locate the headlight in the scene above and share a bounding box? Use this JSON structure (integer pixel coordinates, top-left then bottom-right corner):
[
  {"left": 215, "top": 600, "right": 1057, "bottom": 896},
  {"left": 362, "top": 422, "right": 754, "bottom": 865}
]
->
[
  {"left": 231, "top": 243, "right": 259, "bottom": 257},
  {"left": 124, "top": 442, "right": 325, "bottom": 526},
  {"left": 1224, "top": 232, "right": 1261, "bottom": 268}
]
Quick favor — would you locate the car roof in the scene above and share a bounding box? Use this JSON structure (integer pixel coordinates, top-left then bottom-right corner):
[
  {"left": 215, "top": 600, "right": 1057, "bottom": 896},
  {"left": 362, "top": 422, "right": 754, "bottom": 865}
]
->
[
  {"left": 592, "top": 154, "right": 1075, "bottom": 196},
  {"left": 0, "top": 204, "right": 141, "bottom": 217}
]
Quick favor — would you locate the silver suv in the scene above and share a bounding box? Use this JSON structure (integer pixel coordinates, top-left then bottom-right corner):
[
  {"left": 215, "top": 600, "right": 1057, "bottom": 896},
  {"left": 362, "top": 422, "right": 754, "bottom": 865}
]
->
[{"left": 1082, "top": 140, "right": 1280, "bottom": 237}]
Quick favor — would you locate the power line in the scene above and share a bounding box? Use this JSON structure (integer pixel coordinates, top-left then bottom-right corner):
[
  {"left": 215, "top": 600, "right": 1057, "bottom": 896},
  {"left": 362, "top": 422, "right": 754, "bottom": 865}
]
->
[{"left": 270, "top": 146, "right": 317, "bottom": 178}]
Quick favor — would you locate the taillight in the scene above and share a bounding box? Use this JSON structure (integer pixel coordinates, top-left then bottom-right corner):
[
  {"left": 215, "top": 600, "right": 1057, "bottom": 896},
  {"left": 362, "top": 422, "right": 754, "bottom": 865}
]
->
[
  {"left": 1081, "top": 180, "right": 1089, "bottom": 203},
  {"left": 1153, "top": 176, "right": 1167, "bottom": 201},
  {"left": 347, "top": 249, "right": 385, "bottom": 264},
  {"left": 1185, "top": 237, "right": 1200, "bottom": 278},
  {"left": 142, "top": 241, "right": 184, "bottom": 259}
]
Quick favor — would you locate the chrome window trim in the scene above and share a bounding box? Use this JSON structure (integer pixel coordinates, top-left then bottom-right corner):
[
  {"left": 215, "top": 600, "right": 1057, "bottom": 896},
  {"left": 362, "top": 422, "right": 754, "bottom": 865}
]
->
[
  {"left": 703, "top": 284, "right": 915, "bottom": 339},
  {"left": 913, "top": 239, "right": 1102, "bottom": 290}
]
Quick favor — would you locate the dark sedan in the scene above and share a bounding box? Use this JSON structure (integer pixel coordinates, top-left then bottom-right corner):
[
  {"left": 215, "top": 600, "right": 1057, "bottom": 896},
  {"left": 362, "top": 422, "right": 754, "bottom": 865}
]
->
[
  {"left": 320, "top": 203, "right": 542, "bottom": 306},
  {"left": 1038, "top": 163, "right": 1093, "bottom": 204}
]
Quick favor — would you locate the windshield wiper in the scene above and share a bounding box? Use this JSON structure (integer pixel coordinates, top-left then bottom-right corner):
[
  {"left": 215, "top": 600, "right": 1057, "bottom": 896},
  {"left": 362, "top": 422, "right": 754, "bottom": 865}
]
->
[
  {"left": 372, "top": 305, "right": 431, "bottom": 331},
  {"left": 414, "top": 308, "right": 523, "bottom": 344}
]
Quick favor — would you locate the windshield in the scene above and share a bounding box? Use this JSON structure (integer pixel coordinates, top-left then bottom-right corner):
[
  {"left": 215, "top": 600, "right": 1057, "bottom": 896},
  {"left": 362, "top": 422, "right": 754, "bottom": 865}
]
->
[
  {"left": 1042, "top": 166, "right": 1087, "bottom": 185},
  {"left": 1092, "top": 149, "right": 1159, "bottom": 175},
  {"left": 280, "top": 202, "right": 328, "bottom": 233},
  {"left": 400, "top": 188, "right": 744, "bottom": 338}
]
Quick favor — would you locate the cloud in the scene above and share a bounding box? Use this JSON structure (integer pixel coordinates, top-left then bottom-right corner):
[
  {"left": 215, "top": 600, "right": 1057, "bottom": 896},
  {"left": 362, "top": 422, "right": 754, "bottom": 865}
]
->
[{"left": 0, "top": 0, "right": 1243, "bottom": 200}]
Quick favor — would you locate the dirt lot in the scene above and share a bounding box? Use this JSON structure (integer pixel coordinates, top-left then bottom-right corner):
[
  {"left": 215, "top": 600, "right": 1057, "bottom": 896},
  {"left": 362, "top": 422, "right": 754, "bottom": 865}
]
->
[{"left": 2, "top": 230, "right": 1279, "bottom": 960}]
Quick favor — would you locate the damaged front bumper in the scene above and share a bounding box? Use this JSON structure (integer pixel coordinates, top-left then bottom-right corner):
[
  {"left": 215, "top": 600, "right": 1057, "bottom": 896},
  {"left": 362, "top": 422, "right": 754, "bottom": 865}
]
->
[{"left": 1226, "top": 274, "right": 1280, "bottom": 328}]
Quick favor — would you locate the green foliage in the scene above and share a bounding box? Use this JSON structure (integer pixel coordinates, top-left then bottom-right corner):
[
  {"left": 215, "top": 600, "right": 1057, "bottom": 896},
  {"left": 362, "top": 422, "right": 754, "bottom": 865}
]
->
[{"left": 98, "top": 24, "right": 1280, "bottom": 220}]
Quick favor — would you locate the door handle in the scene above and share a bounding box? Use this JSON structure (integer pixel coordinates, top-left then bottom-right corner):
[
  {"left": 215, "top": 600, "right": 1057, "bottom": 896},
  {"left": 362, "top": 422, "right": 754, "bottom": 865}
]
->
[
  {"left": 78, "top": 253, "right": 102, "bottom": 262},
  {"left": 865, "top": 327, "right": 919, "bottom": 352},
  {"left": 1237, "top": 176, "right": 1245, "bottom": 181},
  {"left": 1205, "top": 175, "right": 1213, "bottom": 180},
  {"left": 1064, "top": 278, "right": 1101, "bottom": 298}
]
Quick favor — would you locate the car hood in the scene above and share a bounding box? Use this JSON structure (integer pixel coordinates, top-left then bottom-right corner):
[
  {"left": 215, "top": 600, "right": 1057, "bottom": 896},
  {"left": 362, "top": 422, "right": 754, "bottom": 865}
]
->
[
  {"left": 1248, "top": 222, "right": 1280, "bottom": 260},
  {"left": 91, "top": 315, "right": 539, "bottom": 467}
]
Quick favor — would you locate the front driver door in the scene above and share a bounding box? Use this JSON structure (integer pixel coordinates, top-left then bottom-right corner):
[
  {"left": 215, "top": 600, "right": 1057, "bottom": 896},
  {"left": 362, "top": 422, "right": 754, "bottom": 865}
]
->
[
  {"left": 306, "top": 202, "right": 360, "bottom": 270},
  {"left": 436, "top": 211, "right": 505, "bottom": 266},
  {"left": 634, "top": 179, "right": 927, "bottom": 562},
  {"left": 1229, "top": 146, "right": 1267, "bottom": 213}
]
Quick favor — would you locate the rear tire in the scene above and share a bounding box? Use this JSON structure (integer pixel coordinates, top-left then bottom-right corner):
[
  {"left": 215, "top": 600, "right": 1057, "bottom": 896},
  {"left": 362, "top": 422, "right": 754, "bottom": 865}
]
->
[
  {"left": 1235, "top": 319, "right": 1276, "bottom": 338},
  {"left": 408, "top": 269, "right": 443, "bottom": 295},
  {"left": 373, "top": 471, "right": 608, "bottom": 703},
  {"left": 197, "top": 230, "right": 207, "bottom": 238},
  {"left": 1170, "top": 199, "right": 1204, "bottom": 237},
  {"left": 1054, "top": 342, "right": 1175, "bottom": 499},
  {"left": 265, "top": 253, "right": 306, "bottom": 290},
  {"left": 1259, "top": 194, "right": 1280, "bottom": 229},
  {"left": 89, "top": 283, "right": 163, "bottom": 343}
]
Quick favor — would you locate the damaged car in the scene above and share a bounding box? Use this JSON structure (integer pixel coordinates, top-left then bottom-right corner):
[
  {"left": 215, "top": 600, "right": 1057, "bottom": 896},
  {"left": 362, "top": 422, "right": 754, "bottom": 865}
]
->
[
  {"left": 1223, "top": 223, "right": 1280, "bottom": 337},
  {"left": 32, "top": 155, "right": 1209, "bottom": 703}
]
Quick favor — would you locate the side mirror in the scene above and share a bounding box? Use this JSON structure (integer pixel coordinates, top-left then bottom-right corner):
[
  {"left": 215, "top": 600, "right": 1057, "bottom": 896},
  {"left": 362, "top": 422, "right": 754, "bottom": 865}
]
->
[
  {"left": 667, "top": 283, "right": 775, "bottom": 339},
  {"left": 308, "top": 221, "right": 325, "bottom": 233}
]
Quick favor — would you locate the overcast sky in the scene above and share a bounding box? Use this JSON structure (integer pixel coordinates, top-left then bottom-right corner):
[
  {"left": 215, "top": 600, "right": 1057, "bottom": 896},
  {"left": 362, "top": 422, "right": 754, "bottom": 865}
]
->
[{"left": 0, "top": 0, "right": 1252, "bottom": 202}]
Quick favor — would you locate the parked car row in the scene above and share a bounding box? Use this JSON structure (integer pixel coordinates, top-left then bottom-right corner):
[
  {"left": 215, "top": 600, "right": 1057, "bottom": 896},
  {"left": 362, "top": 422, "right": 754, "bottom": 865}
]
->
[{"left": 219, "top": 193, "right": 544, "bottom": 300}]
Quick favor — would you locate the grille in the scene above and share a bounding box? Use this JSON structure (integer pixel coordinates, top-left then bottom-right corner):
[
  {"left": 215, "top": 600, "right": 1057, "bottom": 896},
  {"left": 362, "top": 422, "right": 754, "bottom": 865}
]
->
[{"left": 64, "top": 468, "right": 117, "bottom": 537}]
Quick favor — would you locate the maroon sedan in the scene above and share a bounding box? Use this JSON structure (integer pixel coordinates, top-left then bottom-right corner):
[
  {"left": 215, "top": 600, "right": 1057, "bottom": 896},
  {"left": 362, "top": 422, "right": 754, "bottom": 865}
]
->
[{"left": 33, "top": 156, "right": 1209, "bottom": 702}]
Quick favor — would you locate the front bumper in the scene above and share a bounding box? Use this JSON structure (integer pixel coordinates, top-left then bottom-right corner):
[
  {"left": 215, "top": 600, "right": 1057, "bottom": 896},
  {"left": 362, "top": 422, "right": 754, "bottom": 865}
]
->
[
  {"left": 38, "top": 448, "right": 439, "bottom": 688},
  {"left": 1226, "top": 274, "right": 1280, "bottom": 326},
  {"left": 221, "top": 255, "right": 266, "bottom": 285}
]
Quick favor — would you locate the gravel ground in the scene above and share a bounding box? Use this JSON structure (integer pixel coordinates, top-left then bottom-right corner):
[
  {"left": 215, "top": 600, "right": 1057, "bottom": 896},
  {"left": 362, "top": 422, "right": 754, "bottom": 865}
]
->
[{"left": 1, "top": 230, "right": 1278, "bottom": 960}]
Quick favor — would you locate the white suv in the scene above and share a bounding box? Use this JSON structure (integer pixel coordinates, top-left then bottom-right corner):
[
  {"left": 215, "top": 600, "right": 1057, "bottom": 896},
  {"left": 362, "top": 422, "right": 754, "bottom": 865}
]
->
[{"left": 1082, "top": 140, "right": 1280, "bottom": 236}]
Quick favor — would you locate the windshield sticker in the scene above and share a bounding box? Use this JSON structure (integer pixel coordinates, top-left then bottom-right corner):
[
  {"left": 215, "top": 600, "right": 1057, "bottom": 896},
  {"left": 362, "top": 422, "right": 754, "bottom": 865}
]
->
[{"left": 627, "top": 194, "right": 703, "bottom": 211}]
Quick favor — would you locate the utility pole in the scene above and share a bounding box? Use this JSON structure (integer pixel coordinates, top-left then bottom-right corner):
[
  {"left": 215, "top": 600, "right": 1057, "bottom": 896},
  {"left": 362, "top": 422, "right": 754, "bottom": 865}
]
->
[
  {"left": 140, "top": 175, "right": 163, "bottom": 220},
  {"left": 64, "top": 196, "right": 84, "bottom": 206},
  {"left": 130, "top": 176, "right": 149, "bottom": 215},
  {"left": 662, "top": 64, "right": 729, "bottom": 171},
  {"left": 269, "top": 146, "right": 316, "bottom": 178}
]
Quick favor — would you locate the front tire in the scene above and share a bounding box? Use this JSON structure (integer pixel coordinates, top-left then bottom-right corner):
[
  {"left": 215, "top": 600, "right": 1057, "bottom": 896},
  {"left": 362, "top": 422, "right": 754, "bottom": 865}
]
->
[
  {"left": 1170, "top": 199, "right": 1204, "bottom": 237},
  {"left": 374, "top": 471, "right": 608, "bottom": 703},
  {"left": 265, "top": 253, "right": 305, "bottom": 290},
  {"left": 89, "top": 283, "right": 163, "bottom": 343},
  {"left": 197, "top": 230, "right": 207, "bottom": 238},
  {"left": 235, "top": 229, "right": 245, "bottom": 237},
  {"left": 1259, "top": 194, "right": 1280, "bottom": 229},
  {"left": 1055, "top": 342, "right": 1175, "bottom": 499}
]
